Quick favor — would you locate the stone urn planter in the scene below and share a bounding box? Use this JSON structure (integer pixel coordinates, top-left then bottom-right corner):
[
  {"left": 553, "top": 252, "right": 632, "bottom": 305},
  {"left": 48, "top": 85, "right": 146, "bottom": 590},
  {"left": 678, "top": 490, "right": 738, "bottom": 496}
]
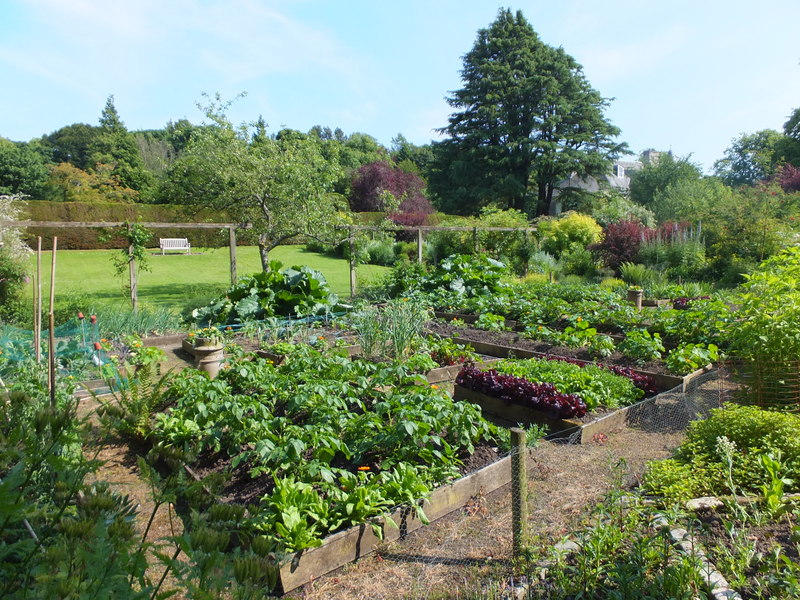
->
[
  {"left": 183, "top": 337, "right": 225, "bottom": 379},
  {"left": 626, "top": 287, "right": 644, "bottom": 311}
]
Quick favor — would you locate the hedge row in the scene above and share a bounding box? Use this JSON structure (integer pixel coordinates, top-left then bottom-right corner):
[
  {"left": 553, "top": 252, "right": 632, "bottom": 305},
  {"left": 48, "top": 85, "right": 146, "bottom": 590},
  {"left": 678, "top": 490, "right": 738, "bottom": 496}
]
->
[{"left": 20, "top": 201, "right": 238, "bottom": 250}]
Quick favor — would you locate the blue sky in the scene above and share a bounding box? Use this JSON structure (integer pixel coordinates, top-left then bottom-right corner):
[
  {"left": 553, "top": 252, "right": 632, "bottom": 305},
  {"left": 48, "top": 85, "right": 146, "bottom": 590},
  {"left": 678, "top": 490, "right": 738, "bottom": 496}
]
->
[{"left": 1, "top": 0, "right": 798, "bottom": 172}]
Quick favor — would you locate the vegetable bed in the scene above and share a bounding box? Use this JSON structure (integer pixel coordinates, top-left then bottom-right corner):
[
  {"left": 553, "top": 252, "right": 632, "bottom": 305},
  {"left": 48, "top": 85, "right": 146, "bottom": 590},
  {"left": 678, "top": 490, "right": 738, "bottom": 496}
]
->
[{"left": 149, "top": 345, "right": 511, "bottom": 592}]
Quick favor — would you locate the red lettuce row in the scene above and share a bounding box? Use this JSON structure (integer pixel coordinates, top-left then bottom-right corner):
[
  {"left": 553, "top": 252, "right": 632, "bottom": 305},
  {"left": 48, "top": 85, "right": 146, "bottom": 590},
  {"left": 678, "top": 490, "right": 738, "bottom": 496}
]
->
[
  {"left": 538, "top": 354, "right": 658, "bottom": 397},
  {"left": 455, "top": 365, "right": 587, "bottom": 418}
]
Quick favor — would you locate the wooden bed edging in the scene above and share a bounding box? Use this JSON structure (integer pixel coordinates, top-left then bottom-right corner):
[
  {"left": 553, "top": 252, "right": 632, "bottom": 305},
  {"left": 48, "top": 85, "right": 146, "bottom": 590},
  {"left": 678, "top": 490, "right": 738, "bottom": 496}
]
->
[
  {"left": 278, "top": 449, "right": 515, "bottom": 593},
  {"left": 451, "top": 337, "right": 710, "bottom": 392},
  {"left": 453, "top": 385, "right": 670, "bottom": 444}
]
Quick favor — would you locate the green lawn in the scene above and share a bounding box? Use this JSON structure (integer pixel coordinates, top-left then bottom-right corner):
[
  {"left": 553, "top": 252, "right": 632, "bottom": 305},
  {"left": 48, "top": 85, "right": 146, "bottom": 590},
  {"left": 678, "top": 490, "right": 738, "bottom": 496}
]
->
[{"left": 25, "top": 246, "right": 389, "bottom": 312}]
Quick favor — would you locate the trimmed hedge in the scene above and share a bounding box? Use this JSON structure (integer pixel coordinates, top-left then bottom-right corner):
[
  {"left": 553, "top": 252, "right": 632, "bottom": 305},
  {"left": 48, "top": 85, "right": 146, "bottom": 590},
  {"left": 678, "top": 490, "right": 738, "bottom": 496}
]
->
[{"left": 20, "top": 201, "right": 238, "bottom": 249}]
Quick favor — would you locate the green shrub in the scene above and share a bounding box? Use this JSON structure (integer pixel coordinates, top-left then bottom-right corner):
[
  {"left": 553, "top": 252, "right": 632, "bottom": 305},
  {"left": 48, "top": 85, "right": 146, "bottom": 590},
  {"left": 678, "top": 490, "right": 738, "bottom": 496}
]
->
[
  {"left": 618, "top": 262, "right": 662, "bottom": 288},
  {"left": 560, "top": 246, "right": 602, "bottom": 277},
  {"left": 365, "top": 238, "right": 396, "bottom": 266},
  {"left": 537, "top": 212, "right": 602, "bottom": 257},
  {"left": 644, "top": 404, "right": 800, "bottom": 502}
]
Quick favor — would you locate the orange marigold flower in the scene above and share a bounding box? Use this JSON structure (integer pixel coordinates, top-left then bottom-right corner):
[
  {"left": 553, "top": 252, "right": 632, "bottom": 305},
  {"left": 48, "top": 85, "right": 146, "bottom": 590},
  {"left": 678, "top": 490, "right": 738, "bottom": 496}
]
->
[
  {"left": 357, "top": 466, "right": 370, "bottom": 471},
  {"left": 430, "top": 384, "right": 439, "bottom": 389}
]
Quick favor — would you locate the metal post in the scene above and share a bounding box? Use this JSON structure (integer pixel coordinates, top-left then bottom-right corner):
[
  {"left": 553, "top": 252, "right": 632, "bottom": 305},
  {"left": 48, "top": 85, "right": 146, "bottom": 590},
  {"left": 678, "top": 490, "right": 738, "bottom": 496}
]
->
[{"left": 511, "top": 427, "right": 528, "bottom": 556}]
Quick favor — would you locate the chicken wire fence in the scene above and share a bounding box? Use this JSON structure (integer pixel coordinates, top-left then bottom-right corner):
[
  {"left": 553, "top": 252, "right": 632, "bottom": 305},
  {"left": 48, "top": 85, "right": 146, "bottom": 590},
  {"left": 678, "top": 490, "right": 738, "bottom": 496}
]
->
[{"left": 310, "top": 370, "right": 729, "bottom": 600}]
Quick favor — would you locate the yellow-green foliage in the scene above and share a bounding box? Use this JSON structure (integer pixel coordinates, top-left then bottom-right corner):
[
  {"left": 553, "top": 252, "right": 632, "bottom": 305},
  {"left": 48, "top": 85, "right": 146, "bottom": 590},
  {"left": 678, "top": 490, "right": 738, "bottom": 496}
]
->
[
  {"left": 643, "top": 404, "right": 800, "bottom": 504},
  {"left": 537, "top": 211, "right": 602, "bottom": 257}
]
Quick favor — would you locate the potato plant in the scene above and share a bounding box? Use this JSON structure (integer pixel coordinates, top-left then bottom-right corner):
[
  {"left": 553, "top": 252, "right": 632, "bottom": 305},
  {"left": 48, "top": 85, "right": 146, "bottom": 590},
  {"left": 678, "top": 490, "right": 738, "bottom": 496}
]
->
[{"left": 152, "top": 346, "right": 508, "bottom": 553}]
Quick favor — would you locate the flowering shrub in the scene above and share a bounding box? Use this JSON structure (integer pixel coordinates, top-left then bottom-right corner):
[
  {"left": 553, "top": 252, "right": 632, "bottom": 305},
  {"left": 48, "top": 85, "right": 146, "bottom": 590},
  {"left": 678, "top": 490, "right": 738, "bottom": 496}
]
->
[
  {"left": 590, "top": 220, "right": 650, "bottom": 273},
  {"left": 455, "top": 364, "right": 587, "bottom": 418}
]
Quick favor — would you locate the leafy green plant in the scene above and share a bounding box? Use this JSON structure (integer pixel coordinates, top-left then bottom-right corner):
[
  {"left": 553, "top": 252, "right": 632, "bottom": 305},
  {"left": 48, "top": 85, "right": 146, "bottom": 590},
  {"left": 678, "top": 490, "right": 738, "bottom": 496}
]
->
[
  {"left": 192, "top": 261, "right": 339, "bottom": 325},
  {"left": 759, "top": 451, "right": 793, "bottom": 517},
  {"left": 151, "top": 347, "right": 507, "bottom": 555},
  {"left": 493, "top": 358, "right": 644, "bottom": 411},
  {"left": 644, "top": 405, "right": 800, "bottom": 503},
  {"left": 665, "top": 343, "right": 719, "bottom": 375},
  {"left": 423, "top": 336, "right": 479, "bottom": 366},
  {"left": 474, "top": 312, "right": 508, "bottom": 331},
  {"left": 619, "top": 329, "right": 664, "bottom": 364}
]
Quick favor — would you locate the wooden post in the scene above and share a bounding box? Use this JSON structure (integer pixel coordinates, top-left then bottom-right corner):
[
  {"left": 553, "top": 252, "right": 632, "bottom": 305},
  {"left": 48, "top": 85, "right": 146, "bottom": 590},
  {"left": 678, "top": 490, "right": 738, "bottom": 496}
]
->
[
  {"left": 48, "top": 238, "right": 57, "bottom": 407},
  {"left": 349, "top": 231, "right": 357, "bottom": 297},
  {"left": 510, "top": 427, "right": 528, "bottom": 556},
  {"left": 417, "top": 228, "right": 424, "bottom": 264},
  {"left": 473, "top": 226, "right": 479, "bottom": 253},
  {"left": 229, "top": 227, "right": 238, "bottom": 285},
  {"left": 35, "top": 237, "right": 42, "bottom": 363},
  {"left": 128, "top": 224, "right": 138, "bottom": 311},
  {"left": 523, "top": 230, "right": 530, "bottom": 276}
]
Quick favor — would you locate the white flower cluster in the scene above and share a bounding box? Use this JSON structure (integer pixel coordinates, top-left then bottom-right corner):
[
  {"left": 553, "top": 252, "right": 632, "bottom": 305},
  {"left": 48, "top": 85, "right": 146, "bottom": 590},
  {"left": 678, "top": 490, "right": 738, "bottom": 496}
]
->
[{"left": 0, "top": 193, "right": 31, "bottom": 259}]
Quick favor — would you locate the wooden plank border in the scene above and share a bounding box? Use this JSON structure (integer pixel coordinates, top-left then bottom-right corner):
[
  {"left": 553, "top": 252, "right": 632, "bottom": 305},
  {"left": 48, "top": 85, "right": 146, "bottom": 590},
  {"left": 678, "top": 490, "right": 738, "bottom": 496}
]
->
[{"left": 278, "top": 449, "right": 515, "bottom": 593}]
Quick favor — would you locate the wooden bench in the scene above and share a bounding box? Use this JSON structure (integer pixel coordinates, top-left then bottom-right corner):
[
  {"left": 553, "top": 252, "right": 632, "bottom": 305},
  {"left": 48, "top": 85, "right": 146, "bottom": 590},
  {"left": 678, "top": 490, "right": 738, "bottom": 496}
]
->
[{"left": 159, "top": 238, "right": 191, "bottom": 255}]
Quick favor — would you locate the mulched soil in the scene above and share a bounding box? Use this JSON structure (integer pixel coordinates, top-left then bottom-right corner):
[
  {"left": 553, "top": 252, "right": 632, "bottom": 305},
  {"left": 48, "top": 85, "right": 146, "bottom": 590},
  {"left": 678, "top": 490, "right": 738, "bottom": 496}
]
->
[
  {"left": 187, "top": 441, "right": 503, "bottom": 507},
  {"left": 694, "top": 508, "right": 800, "bottom": 599},
  {"left": 425, "top": 320, "right": 670, "bottom": 375}
]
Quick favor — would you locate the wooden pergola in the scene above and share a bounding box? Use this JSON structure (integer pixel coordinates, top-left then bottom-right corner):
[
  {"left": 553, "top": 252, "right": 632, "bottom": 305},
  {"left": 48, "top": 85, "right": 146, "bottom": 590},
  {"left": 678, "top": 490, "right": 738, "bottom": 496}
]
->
[{"left": 0, "top": 220, "right": 244, "bottom": 310}]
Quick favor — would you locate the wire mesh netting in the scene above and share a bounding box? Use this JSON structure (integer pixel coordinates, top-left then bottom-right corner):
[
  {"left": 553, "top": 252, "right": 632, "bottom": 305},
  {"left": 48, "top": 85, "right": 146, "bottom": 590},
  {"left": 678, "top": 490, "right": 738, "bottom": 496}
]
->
[
  {"left": 300, "top": 369, "right": 725, "bottom": 600},
  {"left": 717, "top": 359, "right": 800, "bottom": 410}
]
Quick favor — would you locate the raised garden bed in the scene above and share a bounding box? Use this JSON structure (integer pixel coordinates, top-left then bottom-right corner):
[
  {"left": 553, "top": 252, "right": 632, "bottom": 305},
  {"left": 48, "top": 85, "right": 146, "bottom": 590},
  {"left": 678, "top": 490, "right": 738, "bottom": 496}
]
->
[
  {"left": 276, "top": 447, "right": 518, "bottom": 593},
  {"left": 453, "top": 385, "right": 677, "bottom": 443},
  {"left": 449, "top": 336, "right": 710, "bottom": 393}
]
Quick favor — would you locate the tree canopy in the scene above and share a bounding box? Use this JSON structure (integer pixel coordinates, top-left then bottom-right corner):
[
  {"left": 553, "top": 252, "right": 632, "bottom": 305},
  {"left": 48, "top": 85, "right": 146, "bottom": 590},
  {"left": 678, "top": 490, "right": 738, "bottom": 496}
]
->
[
  {"left": 164, "top": 97, "right": 345, "bottom": 270},
  {"left": 428, "top": 8, "right": 625, "bottom": 217},
  {"left": 713, "top": 129, "right": 783, "bottom": 186},
  {"left": 629, "top": 153, "right": 702, "bottom": 207}
]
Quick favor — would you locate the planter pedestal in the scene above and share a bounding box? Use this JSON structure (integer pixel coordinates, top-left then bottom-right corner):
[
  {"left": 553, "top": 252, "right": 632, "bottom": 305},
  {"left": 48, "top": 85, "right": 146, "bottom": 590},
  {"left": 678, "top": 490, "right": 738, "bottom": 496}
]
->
[
  {"left": 627, "top": 289, "right": 643, "bottom": 310},
  {"left": 192, "top": 343, "right": 224, "bottom": 378}
]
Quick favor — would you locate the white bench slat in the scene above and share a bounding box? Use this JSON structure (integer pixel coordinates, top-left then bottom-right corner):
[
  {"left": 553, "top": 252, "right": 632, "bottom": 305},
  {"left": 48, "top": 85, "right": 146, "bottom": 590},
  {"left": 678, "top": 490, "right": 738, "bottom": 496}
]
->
[{"left": 159, "top": 238, "right": 191, "bottom": 255}]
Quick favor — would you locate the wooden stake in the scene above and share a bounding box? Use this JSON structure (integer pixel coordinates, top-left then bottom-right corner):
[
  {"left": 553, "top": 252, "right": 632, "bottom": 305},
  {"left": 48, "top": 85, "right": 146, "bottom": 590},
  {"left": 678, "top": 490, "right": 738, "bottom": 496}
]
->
[
  {"left": 417, "top": 228, "right": 424, "bottom": 264},
  {"left": 510, "top": 427, "right": 528, "bottom": 556},
  {"left": 349, "top": 231, "right": 357, "bottom": 297},
  {"left": 48, "top": 237, "right": 57, "bottom": 407},
  {"left": 229, "top": 227, "right": 238, "bottom": 285},
  {"left": 128, "top": 224, "right": 138, "bottom": 311},
  {"left": 35, "top": 237, "right": 42, "bottom": 362}
]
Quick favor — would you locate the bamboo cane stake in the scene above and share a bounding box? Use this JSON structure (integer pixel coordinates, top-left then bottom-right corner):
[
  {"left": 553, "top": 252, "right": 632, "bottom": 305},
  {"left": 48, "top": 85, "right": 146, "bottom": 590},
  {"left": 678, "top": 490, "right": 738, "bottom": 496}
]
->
[
  {"left": 48, "top": 237, "right": 57, "bottom": 407},
  {"left": 35, "top": 237, "right": 42, "bottom": 362}
]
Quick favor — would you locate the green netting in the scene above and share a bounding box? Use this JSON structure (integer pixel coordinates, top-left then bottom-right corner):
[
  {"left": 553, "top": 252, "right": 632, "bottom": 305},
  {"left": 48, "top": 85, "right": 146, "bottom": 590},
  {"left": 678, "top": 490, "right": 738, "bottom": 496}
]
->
[{"left": 0, "top": 318, "right": 112, "bottom": 376}]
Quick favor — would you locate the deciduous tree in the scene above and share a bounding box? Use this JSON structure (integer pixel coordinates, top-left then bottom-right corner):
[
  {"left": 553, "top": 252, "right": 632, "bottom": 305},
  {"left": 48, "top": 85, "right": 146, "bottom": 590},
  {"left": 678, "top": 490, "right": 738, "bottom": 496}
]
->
[
  {"left": 629, "top": 153, "right": 702, "bottom": 207},
  {"left": 165, "top": 97, "right": 345, "bottom": 270},
  {"left": 713, "top": 129, "right": 783, "bottom": 186}
]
